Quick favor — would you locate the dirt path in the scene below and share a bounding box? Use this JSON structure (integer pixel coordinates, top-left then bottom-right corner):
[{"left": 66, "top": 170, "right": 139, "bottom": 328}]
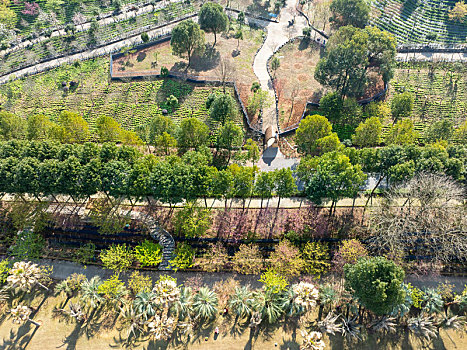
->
[{"left": 252, "top": 0, "right": 309, "bottom": 136}]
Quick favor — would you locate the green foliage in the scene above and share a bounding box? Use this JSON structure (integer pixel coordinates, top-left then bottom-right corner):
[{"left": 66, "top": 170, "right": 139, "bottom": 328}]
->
[
  {"left": 274, "top": 168, "right": 297, "bottom": 200},
  {"left": 174, "top": 203, "right": 212, "bottom": 238},
  {"left": 406, "top": 283, "right": 424, "bottom": 309},
  {"left": 232, "top": 244, "right": 264, "bottom": 275},
  {"left": 297, "top": 151, "right": 366, "bottom": 205},
  {"left": 55, "top": 111, "right": 90, "bottom": 143},
  {"left": 97, "top": 273, "right": 127, "bottom": 299},
  {"left": 192, "top": 287, "right": 218, "bottom": 320},
  {"left": 315, "top": 26, "right": 396, "bottom": 97},
  {"left": 259, "top": 268, "right": 289, "bottom": 293},
  {"left": 100, "top": 244, "right": 134, "bottom": 272},
  {"left": 301, "top": 242, "right": 330, "bottom": 278},
  {"left": 295, "top": 114, "right": 334, "bottom": 155},
  {"left": 391, "top": 92, "right": 414, "bottom": 121},
  {"left": 217, "top": 121, "right": 244, "bottom": 155},
  {"left": 95, "top": 115, "right": 122, "bottom": 143},
  {"left": 332, "top": 239, "right": 368, "bottom": 272},
  {"left": 176, "top": 117, "right": 209, "bottom": 150},
  {"left": 9, "top": 230, "right": 45, "bottom": 261},
  {"left": 209, "top": 93, "right": 237, "bottom": 125},
  {"left": 134, "top": 240, "right": 162, "bottom": 267},
  {"left": 128, "top": 271, "right": 152, "bottom": 295},
  {"left": 330, "top": 0, "right": 370, "bottom": 28},
  {"left": 247, "top": 89, "right": 272, "bottom": 117},
  {"left": 0, "top": 259, "right": 10, "bottom": 284},
  {"left": 160, "top": 66, "right": 169, "bottom": 77},
  {"left": 244, "top": 138, "right": 260, "bottom": 164},
  {"left": 352, "top": 117, "right": 383, "bottom": 147},
  {"left": 385, "top": 119, "right": 419, "bottom": 145},
  {"left": 0, "top": 111, "right": 25, "bottom": 141},
  {"left": 73, "top": 243, "right": 96, "bottom": 265},
  {"left": 27, "top": 115, "right": 55, "bottom": 141},
  {"left": 269, "top": 240, "right": 304, "bottom": 279},
  {"left": 425, "top": 120, "right": 454, "bottom": 143},
  {"left": 344, "top": 256, "right": 406, "bottom": 315},
  {"left": 198, "top": 2, "right": 228, "bottom": 45},
  {"left": 141, "top": 32, "right": 149, "bottom": 43},
  {"left": 171, "top": 19, "right": 205, "bottom": 65},
  {"left": 169, "top": 243, "right": 195, "bottom": 272}
]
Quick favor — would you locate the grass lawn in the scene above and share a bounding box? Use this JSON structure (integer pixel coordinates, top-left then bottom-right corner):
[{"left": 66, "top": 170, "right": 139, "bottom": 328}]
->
[
  {"left": 112, "top": 27, "right": 265, "bottom": 126},
  {"left": 0, "top": 292, "right": 466, "bottom": 349},
  {"left": 0, "top": 58, "right": 243, "bottom": 133}
]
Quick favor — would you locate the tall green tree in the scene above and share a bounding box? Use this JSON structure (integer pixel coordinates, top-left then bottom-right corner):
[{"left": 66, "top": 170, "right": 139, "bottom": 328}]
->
[
  {"left": 27, "top": 115, "right": 55, "bottom": 141},
  {"left": 55, "top": 111, "right": 90, "bottom": 143},
  {"left": 198, "top": 2, "right": 228, "bottom": 47},
  {"left": 171, "top": 20, "right": 205, "bottom": 67},
  {"left": 274, "top": 168, "right": 297, "bottom": 208},
  {"left": 176, "top": 117, "right": 210, "bottom": 150},
  {"left": 297, "top": 151, "right": 366, "bottom": 214},
  {"left": 315, "top": 26, "right": 396, "bottom": 98},
  {"left": 391, "top": 92, "right": 414, "bottom": 122},
  {"left": 0, "top": 111, "right": 25, "bottom": 140},
  {"left": 295, "top": 114, "right": 335, "bottom": 155},
  {"left": 96, "top": 115, "right": 122, "bottom": 143},
  {"left": 352, "top": 117, "right": 382, "bottom": 147},
  {"left": 344, "top": 256, "right": 405, "bottom": 315},
  {"left": 330, "top": 0, "right": 370, "bottom": 28},
  {"left": 385, "top": 119, "right": 418, "bottom": 145},
  {"left": 209, "top": 93, "right": 237, "bottom": 125},
  {"left": 217, "top": 121, "right": 243, "bottom": 162}
]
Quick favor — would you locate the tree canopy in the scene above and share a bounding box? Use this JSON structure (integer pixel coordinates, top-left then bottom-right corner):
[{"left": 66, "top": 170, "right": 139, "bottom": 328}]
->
[
  {"left": 198, "top": 2, "right": 228, "bottom": 46},
  {"left": 330, "top": 0, "right": 370, "bottom": 28},
  {"left": 171, "top": 19, "right": 205, "bottom": 66},
  {"left": 344, "top": 256, "right": 405, "bottom": 315},
  {"left": 314, "top": 26, "right": 396, "bottom": 98}
]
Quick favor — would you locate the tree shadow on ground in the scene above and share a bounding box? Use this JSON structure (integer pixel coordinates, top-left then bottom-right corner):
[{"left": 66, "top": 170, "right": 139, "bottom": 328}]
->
[{"left": 190, "top": 45, "right": 221, "bottom": 72}]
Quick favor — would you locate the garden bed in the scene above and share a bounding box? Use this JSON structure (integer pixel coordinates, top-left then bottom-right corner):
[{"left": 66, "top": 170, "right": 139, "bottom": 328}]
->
[
  {"left": 270, "top": 38, "right": 385, "bottom": 131},
  {"left": 386, "top": 62, "right": 467, "bottom": 141},
  {"left": 0, "top": 58, "right": 243, "bottom": 132},
  {"left": 111, "top": 27, "right": 265, "bottom": 127}
]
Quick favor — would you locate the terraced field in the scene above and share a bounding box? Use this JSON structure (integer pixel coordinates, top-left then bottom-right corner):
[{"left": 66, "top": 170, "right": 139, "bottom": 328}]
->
[
  {"left": 385, "top": 62, "right": 467, "bottom": 141},
  {"left": 371, "top": 0, "right": 467, "bottom": 45},
  {"left": 0, "top": 58, "right": 242, "bottom": 133}
]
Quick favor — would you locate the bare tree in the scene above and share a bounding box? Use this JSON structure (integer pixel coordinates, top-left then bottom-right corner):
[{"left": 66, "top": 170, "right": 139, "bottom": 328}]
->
[
  {"left": 368, "top": 173, "right": 467, "bottom": 263},
  {"left": 215, "top": 57, "right": 236, "bottom": 93}
]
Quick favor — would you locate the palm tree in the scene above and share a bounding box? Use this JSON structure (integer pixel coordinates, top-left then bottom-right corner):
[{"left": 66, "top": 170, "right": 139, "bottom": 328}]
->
[
  {"left": 192, "top": 287, "right": 218, "bottom": 321},
  {"left": 369, "top": 316, "right": 397, "bottom": 333},
  {"left": 422, "top": 289, "right": 443, "bottom": 315},
  {"left": 318, "top": 284, "right": 339, "bottom": 319},
  {"left": 7, "top": 261, "right": 49, "bottom": 292},
  {"left": 251, "top": 289, "right": 284, "bottom": 324},
  {"left": 80, "top": 276, "right": 103, "bottom": 309},
  {"left": 229, "top": 286, "right": 254, "bottom": 319},
  {"left": 133, "top": 291, "right": 158, "bottom": 320},
  {"left": 68, "top": 302, "right": 86, "bottom": 322},
  {"left": 10, "top": 305, "right": 41, "bottom": 327},
  {"left": 173, "top": 286, "right": 193, "bottom": 320},
  {"left": 340, "top": 315, "right": 361, "bottom": 340},
  {"left": 281, "top": 287, "right": 305, "bottom": 317},
  {"left": 147, "top": 314, "right": 176, "bottom": 340},
  {"left": 407, "top": 315, "right": 437, "bottom": 340},
  {"left": 119, "top": 304, "right": 145, "bottom": 345},
  {"left": 55, "top": 280, "right": 75, "bottom": 299},
  {"left": 317, "top": 312, "right": 342, "bottom": 335},
  {"left": 300, "top": 330, "right": 325, "bottom": 350}
]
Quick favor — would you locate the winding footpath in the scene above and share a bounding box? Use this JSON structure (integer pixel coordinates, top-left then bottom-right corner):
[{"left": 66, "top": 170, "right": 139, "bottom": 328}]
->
[{"left": 252, "top": 0, "right": 309, "bottom": 137}]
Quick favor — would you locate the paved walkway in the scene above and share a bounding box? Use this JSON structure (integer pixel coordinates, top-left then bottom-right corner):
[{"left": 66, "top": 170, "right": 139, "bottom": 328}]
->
[
  {"left": 38, "top": 259, "right": 467, "bottom": 292},
  {"left": 396, "top": 51, "right": 467, "bottom": 62},
  {"left": 252, "top": 0, "right": 309, "bottom": 136}
]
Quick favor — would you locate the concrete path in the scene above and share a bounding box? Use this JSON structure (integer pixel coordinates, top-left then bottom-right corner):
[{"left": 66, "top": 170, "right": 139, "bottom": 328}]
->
[
  {"left": 257, "top": 146, "right": 299, "bottom": 171},
  {"left": 39, "top": 259, "right": 467, "bottom": 292},
  {"left": 0, "top": 14, "right": 197, "bottom": 85},
  {"left": 396, "top": 51, "right": 467, "bottom": 62},
  {"left": 252, "top": 0, "right": 309, "bottom": 136}
]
